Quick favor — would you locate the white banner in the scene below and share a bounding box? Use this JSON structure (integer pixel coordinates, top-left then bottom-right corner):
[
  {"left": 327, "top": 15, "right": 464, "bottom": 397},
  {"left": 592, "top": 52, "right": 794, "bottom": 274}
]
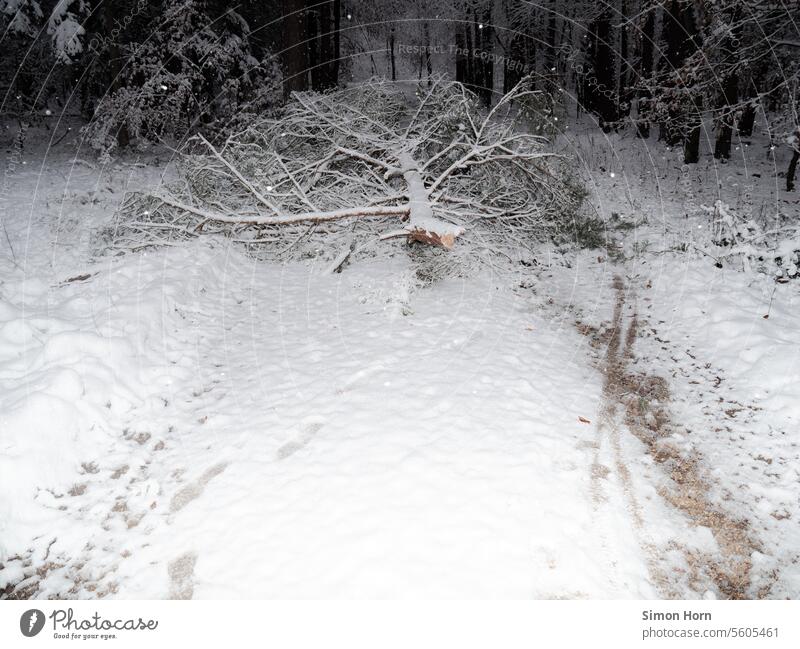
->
[{"left": 1, "top": 601, "right": 798, "bottom": 648}]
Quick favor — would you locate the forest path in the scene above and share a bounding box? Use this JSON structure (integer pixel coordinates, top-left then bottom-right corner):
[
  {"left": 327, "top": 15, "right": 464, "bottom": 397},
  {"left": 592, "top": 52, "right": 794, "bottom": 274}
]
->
[
  {"left": 2, "top": 241, "right": 660, "bottom": 599},
  {"left": 571, "top": 267, "right": 782, "bottom": 598},
  {"left": 111, "top": 249, "right": 658, "bottom": 599}
]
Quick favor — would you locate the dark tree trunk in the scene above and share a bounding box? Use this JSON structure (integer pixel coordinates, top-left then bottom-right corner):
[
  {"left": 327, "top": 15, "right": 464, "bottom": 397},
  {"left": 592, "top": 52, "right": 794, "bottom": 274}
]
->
[
  {"left": 545, "top": 4, "right": 557, "bottom": 92},
  {"left": 738, "top": 102, "right": 756, "bottom": 137},
  {"left": 636, "top": 9, "right": 655, "bottom": 138},
  {"left": 713, "top": 71, "right": 737, "bottom": 159},
  {"left": 423, "top": 22, "right": 433, "bottom": 86},
  {"left": 104, "top": 0, "right": 128, "bottom": 147},
  {"left": 684, "top": 116, "right": 701, "bottom": 163},
  {"left": 504, "top": 34, "right": 525, "bottom": 93},
  {"left": 788, "top": 148, "right": 800, "bottom": 191},
  {"left": 477, "top": 7, "right": 493, "bottom": 105},
  {"left": 309, "top": 1, "right": 336, "bottom": 90},
  {"left": 318, "top": 1, "right": 335, "bottom": 89},
  {"left": 307, "top": 5, "right": 319, "bottom": 88},
  {"left": 591, "top": 11, "right": 618, "bottom": 131},
  {"left": 580, "top": 24, "right": 595, "bottom": 114},
  {"left": 455, "top": 26, "right": 467, "bottom": 84},
  {"left": 738, "top": 80, "right": 757, "bottom": 136},
  {"left": 390, "top": 28, "right": 397, "bottom": 81},
  {"left": 465, "top": 15, "right": 474, "bottom": 89},
  {"left": 282, "top": 0, "right": 308, "bottom": 98},
  {"left": 618, "top": 0, "right": 630, "bottom": 119},
  {"left": 332, "top": 0, "right": 340, "bottom": 84},
  {"left": 660, "top": 0, "right": 701, "bottom": 152},
  {"left": 714, "top": 8, "right": 741, "bottom": 159}
]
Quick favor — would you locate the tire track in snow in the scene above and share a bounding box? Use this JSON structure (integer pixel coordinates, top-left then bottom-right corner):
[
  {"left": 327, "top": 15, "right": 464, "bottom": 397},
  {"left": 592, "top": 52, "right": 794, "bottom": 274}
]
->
[{"left": 580, "top": 274, "right": 763, "bottom": 598}]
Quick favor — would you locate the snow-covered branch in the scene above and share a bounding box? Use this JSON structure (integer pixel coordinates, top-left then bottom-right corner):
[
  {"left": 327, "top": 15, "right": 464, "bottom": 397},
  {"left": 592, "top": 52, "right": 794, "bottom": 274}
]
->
[{"left": 112, "top": 78, "right": 584, "bottom": 263}]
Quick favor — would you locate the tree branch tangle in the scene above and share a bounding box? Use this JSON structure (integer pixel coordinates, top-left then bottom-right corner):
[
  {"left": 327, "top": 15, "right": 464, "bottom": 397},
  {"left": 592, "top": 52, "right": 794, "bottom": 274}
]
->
[{"left": 114, "top": 78, "right": 584, "bottom": 261}]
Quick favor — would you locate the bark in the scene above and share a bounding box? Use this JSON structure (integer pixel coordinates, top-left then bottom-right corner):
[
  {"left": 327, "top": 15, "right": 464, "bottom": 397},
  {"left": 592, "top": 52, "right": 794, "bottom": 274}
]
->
[
  {"left": 423, "top": 22, "right": 433, "bottom": 86},
  {"left": 545, "top": 4, "right": 557, "bottom": 92},
  {"left": 738, "top": 102, "right": 756, "bottom": 137},
  {"left": 591, "top": 10, "right": 618, "bottom": 131},
  {"left": 660, "top": 0, "right": 701, "bottom": 147},
  {"left": 737, "top": 81, "right": 757, "bottom": 137},
  {"left": 104, "top": 0, "right": 129, "bottom": 147},
  {"left": 503, "top": 34, "right": 526, "bottom": 93},
  {"left": 618, "top": 0, "right": 630, "bottom": 119},
  {"left": 309, "top": 1, "right": 336, "bottom": 90},
  {"left": 390, "top": 28, "right": 397, "bottom": 81},
  {"left": 332, "top": 0, "right": 340, "bottom": 84},
  {"left": 713, "top": 71, "right": 737, "bottom": 159},
  {"left": 464, "top": 14, "right": 474, "bottom": 89},
  {"left": 478, "top": 7, "right": 493, "bottom": 106},
  {"left": 636, "top": 9, "right": 655, "bottom": 138},
  {"left": 714, "top": 9, "right": 741, "bottom": 159},
  {"left": 788, "top": 150, "right": 800, "bottom": 192},
  {"left": 307, "top": 5, "right": 319, "bottom": 88},
  {"left": 282, "top": 0, "right": 308, "bottom": 98},
  {"left": 684, "top": 117, "right": 701, "bottom": 164}
]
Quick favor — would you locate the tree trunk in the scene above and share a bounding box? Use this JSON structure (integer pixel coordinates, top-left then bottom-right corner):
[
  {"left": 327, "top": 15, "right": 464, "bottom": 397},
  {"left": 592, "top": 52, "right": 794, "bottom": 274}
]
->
[
  {"left": 618, "top": 0, "right": 630, "bottom": 119},
  {"left": 319, "top": 1, "right": 335, "bottom": 89},
  {"left": 788, "top": 149, "right": 800, "bottom": 192},
  {"left": 465, "top": 14, "right": 474, "bottom": 90},
  {"left": 282, "top": 0, "right": 308, "bottom": 98},
  {"left": 545, "top": 4, "right": 557, "bottom": 93},
  {"left": 684, "top": 101, "right": 702, "bottom": 164},
  {"left": 478, "top": 7, "right": 493, "bottom": 106},
  {"left": 737, "top": 81, "right": 756, "bottom": 136},
  {"left": 714, "top": 9, "right": 740, "bottom": 159},
  {"left": 309, "top": 1, "right": 336, "bottom": 90},
  {"left": 660, "top": 0, "right": 701, "bottom": 147},
  {"left": 636, "top": 9, "right": 655, "bottom": 138},
  {"left": 424, "top": 22, "right": 433, "bottom": 86},
  {"left": 307, "top": 5, "right": 319, "bottom": 89},
  {"left": 390, "top": 27, "right": 397, "bottom": 81},
  {"left": 713, "top": 71, "right": 736, "bottom": 159},
  {"left": 104, "top": 0, "right": 129, "bottom": 147},
  {"left": 738, "top": 102, "right": 756, "bottom": 137},
  {"left": 591, "top": 11, "right": 618, "bottom": 131},
  {"left": 332, "top": 0, "right": 340, "bottom": 85},
  {"left": 455, "top": 26, "right": 467, "bottom": 84}
]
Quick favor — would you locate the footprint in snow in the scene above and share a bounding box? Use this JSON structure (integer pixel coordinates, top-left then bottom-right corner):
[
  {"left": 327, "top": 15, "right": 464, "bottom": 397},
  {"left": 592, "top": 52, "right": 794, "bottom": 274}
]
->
[
  {"left": 169, "top": 462, "right": 228, "bottom": 513},
  {"left": 168, "top": 551, "right": 196, "bottom": 599},
  {"left": 276, "top": 418, "right": 325, "bottom": 460}
]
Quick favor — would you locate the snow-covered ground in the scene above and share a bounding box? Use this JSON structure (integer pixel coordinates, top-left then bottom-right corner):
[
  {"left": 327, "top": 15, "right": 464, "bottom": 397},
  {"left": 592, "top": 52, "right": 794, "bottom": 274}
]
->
[{"left": 0, "top": 124, "right": 798, "bottom": 599}]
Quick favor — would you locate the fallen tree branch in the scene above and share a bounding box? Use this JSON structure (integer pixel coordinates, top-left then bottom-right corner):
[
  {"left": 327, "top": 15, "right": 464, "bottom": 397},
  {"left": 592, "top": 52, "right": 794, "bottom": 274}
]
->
[{"left": 113, "top": 77, "right": 584, "bottom": 263}]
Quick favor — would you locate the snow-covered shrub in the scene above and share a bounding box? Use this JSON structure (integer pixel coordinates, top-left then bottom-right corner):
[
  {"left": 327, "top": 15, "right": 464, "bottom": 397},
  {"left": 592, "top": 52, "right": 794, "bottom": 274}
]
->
[
  {"left": 48, "top": 0, "right": 86, "bottom": 63},
  {"left": 82, "top": 1, "right": 281, "bottom": 155},
  {"left": 1, "top": 0, "right": 42, "bottom": 35},
  {"left": 109, "top": 77, "right": 587, "bottom": 274},
  {"left": 699, "top": 200, "right": 800, "bottom": 280},
  {"left": 0, "top": 0, "right": 86, "bottom": 117}
]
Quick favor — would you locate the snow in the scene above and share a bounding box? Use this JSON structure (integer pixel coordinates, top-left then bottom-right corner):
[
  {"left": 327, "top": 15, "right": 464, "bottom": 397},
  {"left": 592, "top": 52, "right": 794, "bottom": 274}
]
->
[
  {"left": 46, "top": 0, "right": 85, "bottom": 63},
  {"left": 0, "top": 233, "right": 656, "bottom": 597},
  {"left": 1, "top": 0, "right": 42, "bottom": 35},
  {"left": 1, "top": 119, "right": 798, "bottom": 599},
  {"left": 555, "top": 119, "right": 800, "bottom": 597}
]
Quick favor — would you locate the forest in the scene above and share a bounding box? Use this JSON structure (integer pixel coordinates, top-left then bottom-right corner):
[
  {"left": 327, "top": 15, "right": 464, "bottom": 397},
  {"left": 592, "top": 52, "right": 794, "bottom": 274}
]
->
[
  {"left": 1, "top": 0, "right": 799, "bottom": 606},
  {"left": 2, "top": 0, "right": 799, "bottom": 185}
]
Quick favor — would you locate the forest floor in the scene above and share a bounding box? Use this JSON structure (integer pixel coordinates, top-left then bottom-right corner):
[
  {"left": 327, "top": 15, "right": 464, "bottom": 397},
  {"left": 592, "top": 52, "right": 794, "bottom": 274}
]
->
[{"left": 0, "top": 121, "right": 798, "bottom": 599}]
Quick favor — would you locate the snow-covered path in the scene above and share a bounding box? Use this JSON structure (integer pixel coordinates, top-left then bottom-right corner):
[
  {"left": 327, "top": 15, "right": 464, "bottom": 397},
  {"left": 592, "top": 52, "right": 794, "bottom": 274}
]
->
[{"left": 2, "top": 236, "right": 661, "bottom": 598}]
